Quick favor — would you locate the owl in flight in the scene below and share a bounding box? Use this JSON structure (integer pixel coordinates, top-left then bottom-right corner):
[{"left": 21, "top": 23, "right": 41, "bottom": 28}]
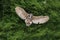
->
[{"left": 15, "top": 6, "right": 49, "bottom": 26}]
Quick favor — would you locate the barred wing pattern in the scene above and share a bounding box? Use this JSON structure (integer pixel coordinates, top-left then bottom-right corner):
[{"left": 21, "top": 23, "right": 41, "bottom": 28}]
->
[
  {"left": 32, "top": 16, "right": 49, "bottom": 24},
  {"left": 15, "top": 6, "right": 29, "bottom": 20}
]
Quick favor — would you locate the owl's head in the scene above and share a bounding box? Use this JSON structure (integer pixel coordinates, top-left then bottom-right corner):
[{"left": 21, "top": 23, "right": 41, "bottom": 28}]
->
[{"left": 25, "top": 19, "right": 32, "bottom": 26}]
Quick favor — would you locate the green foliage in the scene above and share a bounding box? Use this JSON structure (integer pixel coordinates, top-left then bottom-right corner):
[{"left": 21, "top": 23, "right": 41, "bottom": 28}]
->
[{"left": 0, "top": 0, "right": 60, "bottom": 40}]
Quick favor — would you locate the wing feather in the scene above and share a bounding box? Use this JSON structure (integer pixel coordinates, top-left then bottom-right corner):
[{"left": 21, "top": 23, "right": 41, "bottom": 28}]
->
[
  {"left": 15, "top": 6, "right": 29, "bottom": 20},
  {"left": 32, "top": 16, "right": 49, "bottom": 24}
]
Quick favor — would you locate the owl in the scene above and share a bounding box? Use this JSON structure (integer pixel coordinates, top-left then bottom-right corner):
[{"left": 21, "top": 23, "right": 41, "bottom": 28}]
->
[{"left": 15, "top": 6, "right": 49, "bottom": 26}]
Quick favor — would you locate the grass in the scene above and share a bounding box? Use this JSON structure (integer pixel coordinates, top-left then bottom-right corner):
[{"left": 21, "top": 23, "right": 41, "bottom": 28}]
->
[{"left": 0, "top": 0, "right": 60, "bottom": 40}]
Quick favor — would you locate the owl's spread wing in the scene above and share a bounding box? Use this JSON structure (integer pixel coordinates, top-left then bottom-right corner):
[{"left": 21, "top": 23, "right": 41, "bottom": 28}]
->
[
  {"left": 32, "top": 16, "right": 49, "bottom": 24},
  {"left": 15, "top": 6, "right": 29, "bottom": 20}
]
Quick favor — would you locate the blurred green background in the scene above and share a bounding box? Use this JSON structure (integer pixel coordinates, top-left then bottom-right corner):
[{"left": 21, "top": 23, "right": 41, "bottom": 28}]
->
[{"left": 0, "top": 0, "right": 60, "bottom": 40}]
